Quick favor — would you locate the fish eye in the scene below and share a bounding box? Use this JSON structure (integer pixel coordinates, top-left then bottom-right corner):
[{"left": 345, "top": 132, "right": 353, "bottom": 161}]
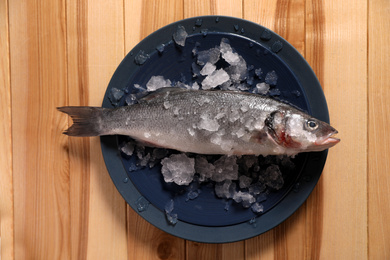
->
[{"left": 305, "top": 120, "right": 319, "bottom": 131}]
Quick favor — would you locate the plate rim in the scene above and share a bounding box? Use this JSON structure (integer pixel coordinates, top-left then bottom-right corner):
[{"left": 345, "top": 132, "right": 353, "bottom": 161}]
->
[{"left": 101, "top": 15, "right": 329, "bottom": 243}]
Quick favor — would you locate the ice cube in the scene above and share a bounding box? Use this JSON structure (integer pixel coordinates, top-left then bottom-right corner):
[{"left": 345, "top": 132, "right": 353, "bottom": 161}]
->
[
  {"left": 254, "top": 68, "right": 263, "bottom": 78},
  {"left": 164, "top": 199, "right": 177, "bottom": 225},
  {"left": 239, "top": 175, "right": 253, "bottom": 189},
  {"left": 235, "top": 128, "right": 246, "bottom": 138},
  {"left": 251, "top": 202, "right": 264, "bottom": 213},
  {"left": 192, "top": 62, "right": 201, "bottom": 77},
  {"left": 196, "top": 47, "right": 220, "bottom": 65},
  {"left": 265, "top": 70, "right": 278, "bottom": 85},
  {"left": 198, "top": 114, "right": 220, "bottom": 132},
  {"left": 201, "top": 69, "right": 230, "bottom": 89},
  {"left": 133, "top": 84, "right": 146, "bottom": 93},
  {"left": 187, "top": 127, "right": 196, "bottom": 136},
  {"left": 146, "top": 76, "right": 171, "bottom": 91},
  {"left": 211, "top": 155, "right": 238, "bottom": 182},
  {"left": 151, "top": 148, "right": 168, "bottom": 160},
  {"left": 200, "top": 62, "right": 216, "bottom": 76},
  {"left": 165, "top": 199, "right": 174, "bottom": 213},
  {"left": 269, "top": 88, "right": 281, "bottom": 96},
  {"left": 172, "top": 25, "right": 188, "bottom": 47},
  {"left": 214, "top": 180, "right": 236, "bottom": 199},
  {"left": 255, "top": 82, "right": 270, "bottom": 95},
  {"left": 248, "top": 182, "right": 266, "bottom": 195},
  {"left": 195, "top": 156, "right": 215, "bottom": 181},
  {"left": 262, "top": 164, "right": 284, "bottom": 190},
  {"left": 161, "top": 154, "right": 195, "bottom": 185},
  {"left": 125, "top": 94, "right": 137, "bottom": 106},
  {"left": 224, "top": 201, "right": 230, "bottom": 211},
  {"left": 163, "top": 100, "right": 172, "bottom": 109},
  {"left": 128, "top": 162, "right": 139, "bottom": 172},
  {"left": 236, "top": 83, "right": 250, "bottom": 91},
  {"left": 108, "top": 88, "right": 124, "bottom": 106},
  {"left": 191, "top": 82, "right": 200, "bottom": 90},
  {"left": 139, "top": 153, "right": 151, "bottom": 167},
  {"left": 120, "top": 141, "right": 134, "bottom": 156},
  {"left": 226, "top": 59, "right": 248, "bottom": 82},
  {"left": 233, "top": 191, "right": 256, "bottom": 208}
]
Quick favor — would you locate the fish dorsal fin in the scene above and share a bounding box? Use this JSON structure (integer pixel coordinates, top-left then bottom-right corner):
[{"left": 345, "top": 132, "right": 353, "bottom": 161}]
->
[{"left": 138, "top": 87, "right": 189, "bottom": 103}]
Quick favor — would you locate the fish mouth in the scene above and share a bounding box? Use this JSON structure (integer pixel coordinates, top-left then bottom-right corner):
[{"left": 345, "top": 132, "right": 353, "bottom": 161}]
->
[{"left": 315, "top": 130, "right": 340, "bottom": 148}]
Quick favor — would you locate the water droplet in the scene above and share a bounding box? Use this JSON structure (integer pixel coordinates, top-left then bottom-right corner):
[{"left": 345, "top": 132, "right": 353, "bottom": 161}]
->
[
  {"left": 293, "top": 182, "right": 300, "bottom": 192},
  {"left": 135, "top": 196, "right": 150, "bottom": 212},
  {"left": 195, "top": 18, "right": 203, "bottom": 27},
  {"left": 240, "top": 28, "right": 245, "bottom": 34},
  {"left": 260, "top": 29, "right": 272, "bottom": 41},
  {"left": 292, "top": 90, "right": 301, "bottom": 97},
  {"left": 249, "top": 217, "right": 257, "bottom": 227},
  {"left": 215, "top": 17, "right": 220, "bottom": 23},
  {"left": 269, "top": 88, "right": 281, "bottom": 96},
  {"left": 272, "top": 40, "right": 283, "bottom": 53},
  {"left": 134, "top": 50, "right": 149, "bottom": 65},
  {"left": 156, "top": 44, "right": 165, "bottom": 54},
  {"left": 233, "top": 24, "right": 239, "bottom": 31},
  {"left": 123, "top": 177, "right": 129, "bottom": 183}
]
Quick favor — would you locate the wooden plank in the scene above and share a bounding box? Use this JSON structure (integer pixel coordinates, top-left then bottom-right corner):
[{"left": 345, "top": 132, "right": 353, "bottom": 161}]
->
[
  {"left": 183, "top": 1, "right": 244, "bottom": 259},
  {"left": 0, "top": 0, "right": 14, "bottom": 259},
  {"left": 9, "top": 0, "right": 70, "bottom": 259},
  {"left": 315, "top": 0, "right": 368, "bottom": 259},
  {"left": 368, "top": 0, "right": 390, "bottom": 259},
  {"left": 187, "top": 243, "right": 244, "bottom": 260},
  {"left": 244, "top": 1, "right": 306, "bottom": 259},
  {"left": 66, "top": 1, "right": 92, "bottom": 259},
  {"left": 82, "top": 1, "right": 128, "bottom": 259},
  {"left": 124, "top": 1, "right": 186, "bottom": 259},
  {"left": 125, "top": 0, "right": 185, "bottom": 48},
  {"left": 184, "top": 0, "right": 242, "bottom": 17}
]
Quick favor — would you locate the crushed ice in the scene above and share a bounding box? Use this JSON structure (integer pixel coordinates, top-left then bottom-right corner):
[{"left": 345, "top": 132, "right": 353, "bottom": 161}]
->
[{"left": 116, "top": 35, "right": 299, "bottom": 217}]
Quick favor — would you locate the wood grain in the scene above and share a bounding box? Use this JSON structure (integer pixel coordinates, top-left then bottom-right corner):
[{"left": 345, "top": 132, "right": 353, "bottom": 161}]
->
[
  {"left": 0, "top": 0, "right": 14, "bottom": 259},
  {"left": 368, "top": 0, "right": 390, "bottom": 259},
  {"left": 83, "top": 1, "right": 128, "bottom": 259},
  {"left": 10, "top": 0, "right": 70, "bottom": 259},
  {"left": 319, "top": 0, "right": 368, "bottom": 259},
  {"left": 66, "top": 1, "right": 91, "bottom": 259},
  {"left": 2, "top": 0, "right": 390, "bottom": 259}
]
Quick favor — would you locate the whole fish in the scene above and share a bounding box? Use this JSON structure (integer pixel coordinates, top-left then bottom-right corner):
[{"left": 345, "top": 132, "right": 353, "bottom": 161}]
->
[{"left": 58, "top": 88, "right": 339, "bottom": 156}]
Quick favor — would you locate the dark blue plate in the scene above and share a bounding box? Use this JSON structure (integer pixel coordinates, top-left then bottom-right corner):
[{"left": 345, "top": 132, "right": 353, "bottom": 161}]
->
[{"left": 101, "top": 16, "right": 329, "bottom": 243}]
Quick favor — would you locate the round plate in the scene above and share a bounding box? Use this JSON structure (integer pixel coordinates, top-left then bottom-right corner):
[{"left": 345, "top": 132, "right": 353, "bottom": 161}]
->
[{"left": 101, "top": 16, "right": 330, "bottom": 243}]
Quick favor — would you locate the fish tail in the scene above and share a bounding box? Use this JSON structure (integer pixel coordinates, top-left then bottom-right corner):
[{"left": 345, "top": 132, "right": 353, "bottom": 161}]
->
[{"left": 57, "top": 106, "right": 106, "bottom": 136}]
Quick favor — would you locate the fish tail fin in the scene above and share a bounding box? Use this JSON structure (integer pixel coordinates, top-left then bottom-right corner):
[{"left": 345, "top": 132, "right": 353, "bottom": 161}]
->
[{"left": 57, "top": 106, "right": 106, "bottom": 136}]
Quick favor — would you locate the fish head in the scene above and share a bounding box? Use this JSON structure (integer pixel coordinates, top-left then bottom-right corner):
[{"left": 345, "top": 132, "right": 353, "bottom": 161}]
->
[{"left": 265, "top": 110, "right": 340, "bottom": 153}]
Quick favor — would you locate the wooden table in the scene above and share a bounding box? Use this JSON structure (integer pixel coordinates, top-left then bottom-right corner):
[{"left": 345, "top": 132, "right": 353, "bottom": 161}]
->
[{"left": 1, "top": 0, "right": 389, "bottom": 259}]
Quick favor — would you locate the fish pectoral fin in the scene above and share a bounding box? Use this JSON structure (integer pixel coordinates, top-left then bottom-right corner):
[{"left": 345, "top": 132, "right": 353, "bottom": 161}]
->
[
  {"left": 250, "top": 130, "right": 268, "bottom": 144},
  {"left": 138, "top": 87, "right": 188, "bottom": 103}
]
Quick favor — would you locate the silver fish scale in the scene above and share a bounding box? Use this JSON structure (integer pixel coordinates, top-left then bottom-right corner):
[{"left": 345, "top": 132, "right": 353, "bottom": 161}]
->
[{"left": 104, "top": 89, "right": 293, "bottom": 155}]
